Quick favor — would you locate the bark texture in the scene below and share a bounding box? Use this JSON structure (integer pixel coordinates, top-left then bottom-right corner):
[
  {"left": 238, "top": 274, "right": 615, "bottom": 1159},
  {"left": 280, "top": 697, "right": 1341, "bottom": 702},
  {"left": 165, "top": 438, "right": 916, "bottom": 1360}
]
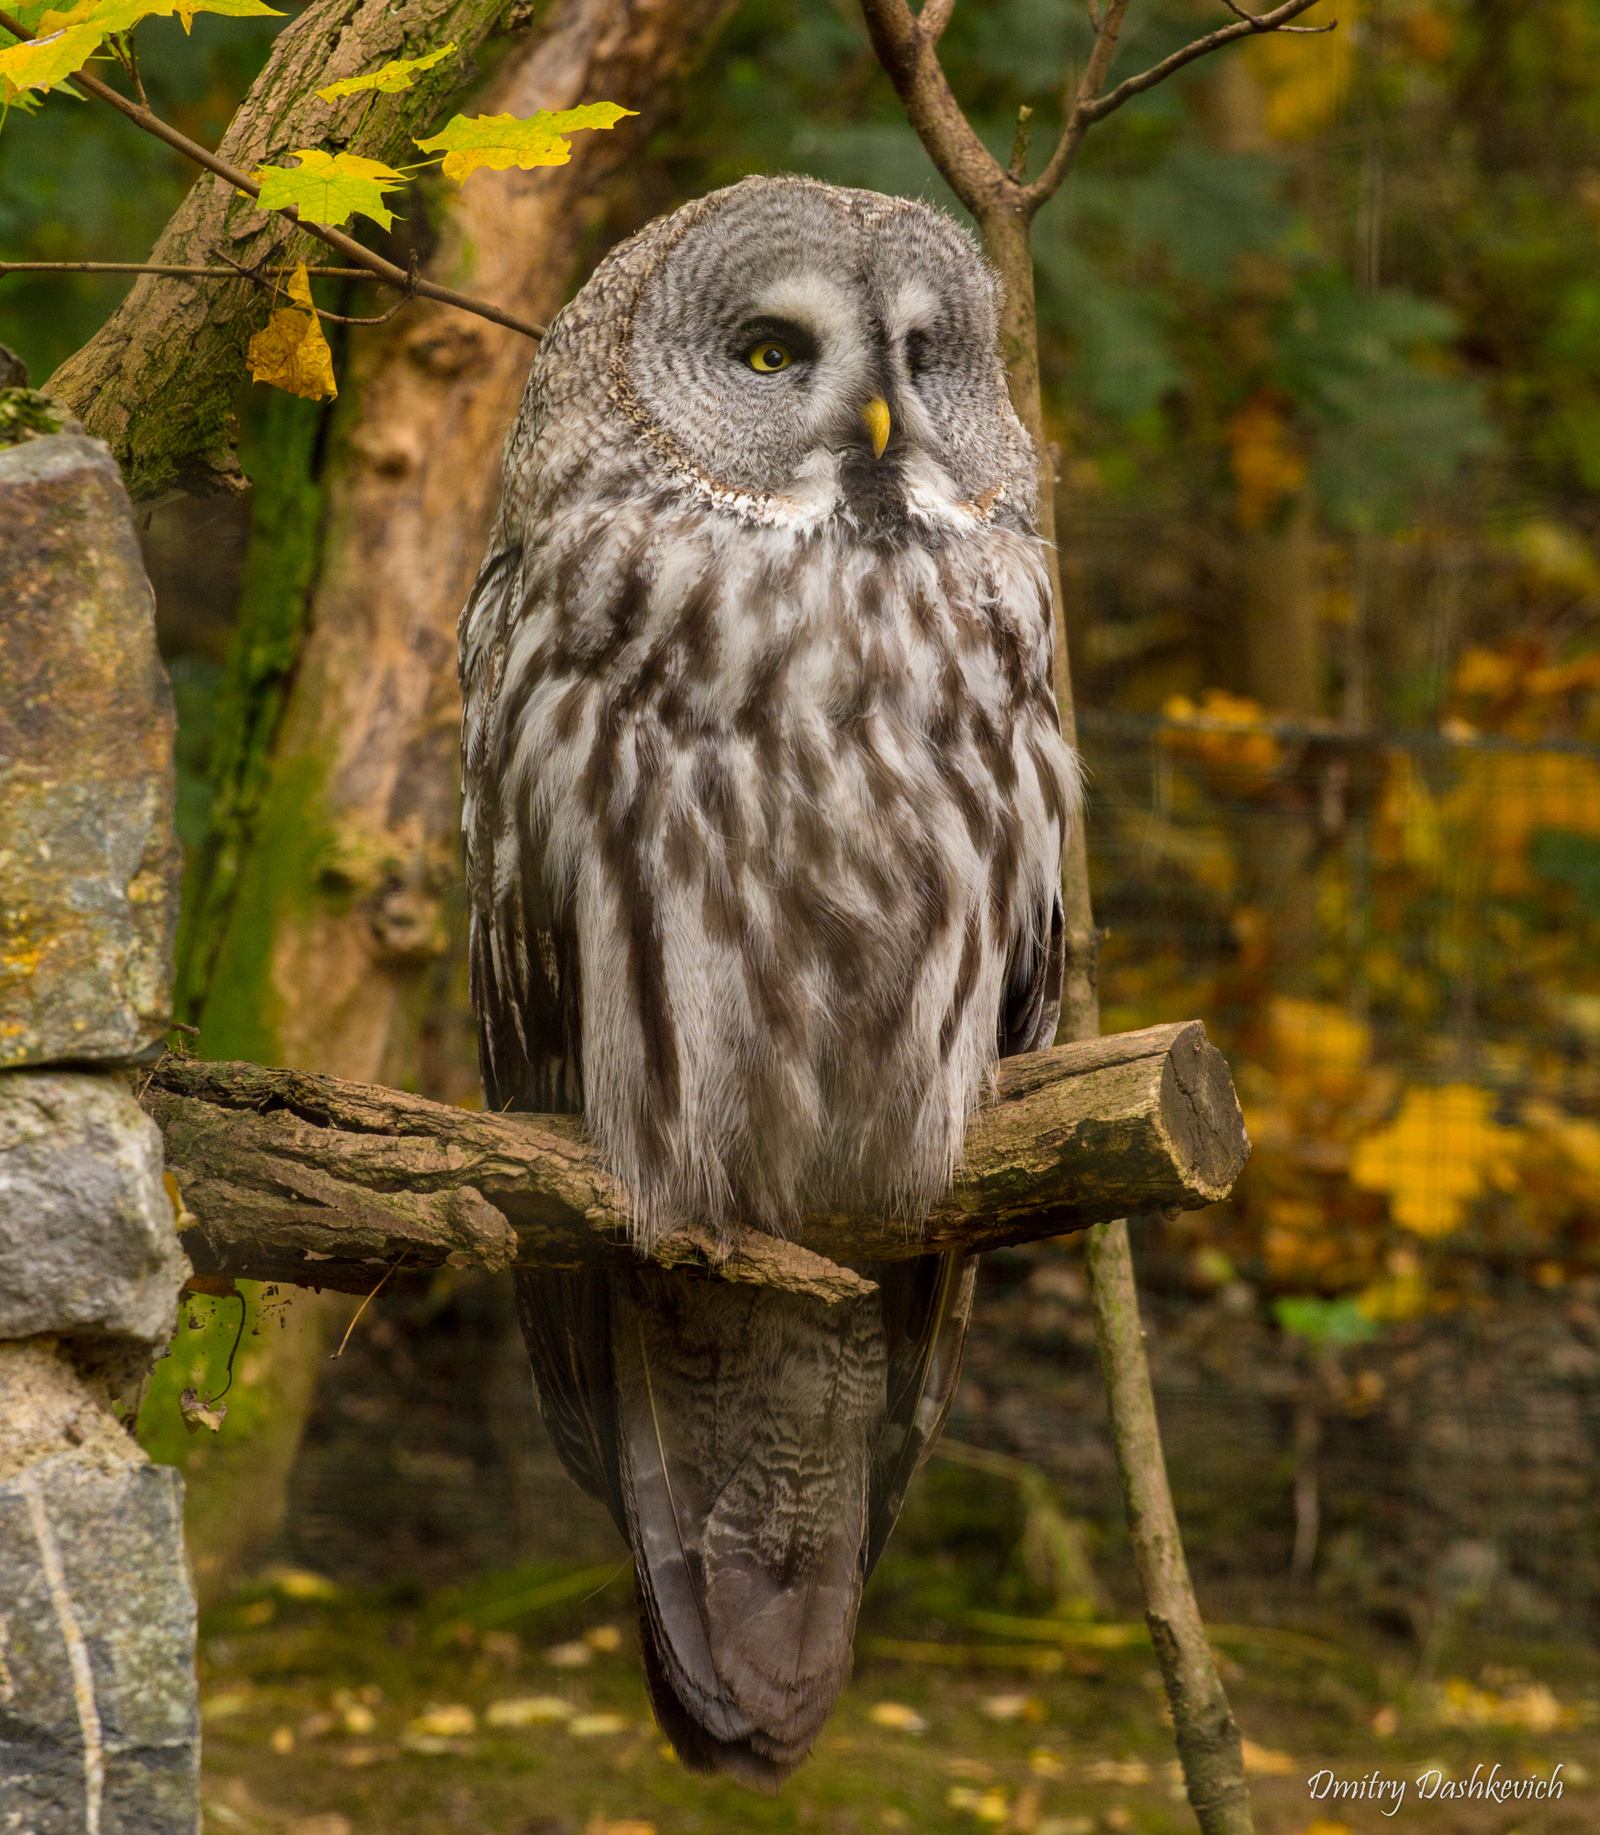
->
[
  {"left": 188, "top": 0, "right": 740, "bottom": 1095},
  {"left": 140, "top": 1022, "right": 1249, "bottom": 1297},
  {"left": 1087, "top": 1221, "right": 1254, "bottom": 1835},
  {"left": 43, "top": 0, "right": 524, "bottom": 502}
]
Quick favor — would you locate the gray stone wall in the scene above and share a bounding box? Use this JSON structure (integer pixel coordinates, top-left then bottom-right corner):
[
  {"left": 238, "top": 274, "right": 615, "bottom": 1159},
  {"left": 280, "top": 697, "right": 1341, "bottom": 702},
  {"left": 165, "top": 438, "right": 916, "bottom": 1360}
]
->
[{"left": 1, "top": 412, "right": 199, "bottom": 1834}]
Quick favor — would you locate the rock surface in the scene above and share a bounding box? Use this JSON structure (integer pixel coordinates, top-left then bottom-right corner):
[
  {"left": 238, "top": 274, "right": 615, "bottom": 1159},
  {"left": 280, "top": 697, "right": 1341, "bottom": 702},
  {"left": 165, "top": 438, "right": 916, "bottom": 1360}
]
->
[
  {"left": 0, "top": 431, "right": 182, "bottom": 1069},
  {"left": 0, "top": 1450, "right": 199, "bottom": 1834},
  {"left": 0, "top": 1072, "right": 190, "bottom": 1347}
]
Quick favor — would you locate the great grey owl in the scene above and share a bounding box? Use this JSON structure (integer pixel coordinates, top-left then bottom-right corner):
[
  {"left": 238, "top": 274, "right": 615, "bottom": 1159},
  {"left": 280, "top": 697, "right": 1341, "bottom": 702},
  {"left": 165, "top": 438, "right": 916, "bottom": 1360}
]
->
[{"left": 460, "top": 174, "right": 1078, "bottom": 1787}]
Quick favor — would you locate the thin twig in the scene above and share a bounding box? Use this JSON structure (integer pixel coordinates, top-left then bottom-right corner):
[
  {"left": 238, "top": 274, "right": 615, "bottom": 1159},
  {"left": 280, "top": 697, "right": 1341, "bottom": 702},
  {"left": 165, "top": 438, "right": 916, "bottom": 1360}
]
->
[
  {"left": 0, "top": 260, "right": 381, "bottom": 280},
  {"left": 330, "top": 1253, "right": 405, "bottom": 1358},
  {"left": 858, "top": 0, "right": 1334, "bottom": 225},
  {"left": 216, "top": 249, "right": 417, "bottom": 326},
  {"left": 0, "top": 8, "right": 546, "bottom": 342},
  {"left": 210, "top": 1288, "right": 249, "bottom": 1402},
  {"left": 1007, "top": 103, "right": 1034, "bottom": 181},
  {"left": 1220, "top": 0, "right": 1334, "bottom": 32},
  {"left": 1047, "top": 0, "right": 1332, "bottom": 170}
]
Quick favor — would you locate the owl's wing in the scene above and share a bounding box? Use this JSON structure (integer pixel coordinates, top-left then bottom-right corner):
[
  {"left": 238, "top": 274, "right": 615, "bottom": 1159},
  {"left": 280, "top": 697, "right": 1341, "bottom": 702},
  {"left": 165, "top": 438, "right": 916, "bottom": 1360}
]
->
[
  {"left": 462, "top": 544, "right": 585, "bottom": 1116},
  {"left": 462, "top": 544, "right": 623, "bottom": 1522},
  {"left": 866, "top": 1251, "right": 978, "bottom": 1574},
  {"left": 999, "top": 885, "right": 1066, "bottom": 1059}
]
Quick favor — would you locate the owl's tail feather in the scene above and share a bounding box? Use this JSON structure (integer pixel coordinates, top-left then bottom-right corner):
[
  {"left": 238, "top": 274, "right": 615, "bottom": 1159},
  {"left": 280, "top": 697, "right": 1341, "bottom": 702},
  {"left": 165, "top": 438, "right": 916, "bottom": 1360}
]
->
[
  {"left": 610, "top": 1268, "right": 883, "bottom": 1789},
  {"left": 513, "top": 1256, "right": 973, "bottom": 1788}
]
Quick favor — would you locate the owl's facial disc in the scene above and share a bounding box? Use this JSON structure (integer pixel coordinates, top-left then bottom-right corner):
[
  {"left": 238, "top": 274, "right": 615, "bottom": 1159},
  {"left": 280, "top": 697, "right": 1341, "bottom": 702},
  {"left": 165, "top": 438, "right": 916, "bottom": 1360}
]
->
[{"left": 617, "top": 179, "right": 1032, "bottom": 530}]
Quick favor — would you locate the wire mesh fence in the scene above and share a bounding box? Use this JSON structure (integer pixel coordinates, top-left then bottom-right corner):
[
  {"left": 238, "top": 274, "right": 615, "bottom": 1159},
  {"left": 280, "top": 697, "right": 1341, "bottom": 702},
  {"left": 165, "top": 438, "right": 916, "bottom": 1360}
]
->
[{"left": 945, "top": 706, "right": 1600, "bottom": 1643}]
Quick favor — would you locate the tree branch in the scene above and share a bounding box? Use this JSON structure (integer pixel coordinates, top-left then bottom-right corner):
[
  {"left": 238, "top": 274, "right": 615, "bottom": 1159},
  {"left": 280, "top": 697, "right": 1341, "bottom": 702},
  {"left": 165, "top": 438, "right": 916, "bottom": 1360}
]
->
[
  {"left": 918, "top": 0, "right": 957, "bottom": 42},
  {"left": 1025, "top": 0, "right": 1329, "bottom": 208},
  {"left": 0, "top": 261, "right": 381, "bottom": 280},
  {"left": 141, "top": 1022, "right": 1248, "bottom": 1304},
  {"left": 857, "top": 0, "right": 1007, "bottom": 218},
  {"left": 857, "top": 0, "right": 1335, "bottom": 225},
  {"left": 0, "top": 11, "right": 545, "bottom": 342}
]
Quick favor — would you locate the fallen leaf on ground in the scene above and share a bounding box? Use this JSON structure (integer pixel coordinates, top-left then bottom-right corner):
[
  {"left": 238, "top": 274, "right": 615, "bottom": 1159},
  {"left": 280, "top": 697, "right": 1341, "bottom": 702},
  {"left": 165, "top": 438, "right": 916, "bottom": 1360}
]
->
[
  {"left": 979, "top": 1692, "right": 1041, "bottom": 1721},
  {"left": 1240, "top": 1737, "right": 1297, "bottom": 1775},
  {"left": 1085, "top": 1757, "right": 1150, "bottom": 1785},
  {"left": 545, "top": 1639, "right": 592, "bottom": 1667},
  {"left": 947, "top": 1786, "right": 1008, "bottom": 1824},
  {"left": 869, "top": 1700, "right": 927, "bottom": 1733},
  {"left": 485, "top": 1695, "right": 573, "bottom": 1727},
  {"left": 406, "top": 1703, "right": 475, "bottom": 1737},
  {"left": 568, "top": 1712, "right": 629, "bottom": 1737}
]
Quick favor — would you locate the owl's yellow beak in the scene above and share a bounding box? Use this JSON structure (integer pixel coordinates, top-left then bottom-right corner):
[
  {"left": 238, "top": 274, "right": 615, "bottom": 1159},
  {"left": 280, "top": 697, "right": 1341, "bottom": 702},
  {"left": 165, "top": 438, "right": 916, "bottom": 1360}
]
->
[{"left": 861, "top": 396, "right": 891, "bottom": 460}]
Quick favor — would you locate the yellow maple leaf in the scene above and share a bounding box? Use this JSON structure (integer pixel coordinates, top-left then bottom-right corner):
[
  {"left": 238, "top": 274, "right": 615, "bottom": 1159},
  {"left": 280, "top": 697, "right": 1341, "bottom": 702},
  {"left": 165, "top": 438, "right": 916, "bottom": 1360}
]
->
[
  {"left": 252, "top": 147, "right": 407, "bottom": 230},
  {"left": 0, "top": 20, "right": 103, "bottom": 98},
  {"left": 414, "top": 100, "right": 636, "bottom": 184},
  {"left": 1350, "top": 1085, "right": 1521, "bottom": 1237},
  {"left": 316, "top": 40, "right": 455, "bottom": 102},
  {"left": 246, "top": 263, "right": 337, "bottom": 401},
  {"left": 36, "top": 0, "right": 280, "bottom": 34}
]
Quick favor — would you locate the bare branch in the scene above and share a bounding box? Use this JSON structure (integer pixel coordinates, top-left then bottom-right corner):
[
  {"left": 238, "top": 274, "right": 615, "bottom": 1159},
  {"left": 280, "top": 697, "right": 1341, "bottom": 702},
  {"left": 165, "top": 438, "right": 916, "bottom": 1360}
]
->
[
  {"left": 1220, "top": 0, "right": 1334, "bottom": 32},
  {"left": 0, "top": 8, "right": 546, "bottom": 342},
  {"left": 919, "top": 0, "right": 956, "bottom": 41},
  {"left": 215, "top": 248, "right": 420, "bottom": 327},
  {"left": 1023, "top": 0, "right": 1332, "bottom": 212},
  {"left": 857, "top": 0, "right": 1007, "bottom": 218},
  {"left": 1007, "top": 102, "right": 1034, "bottom": 181},
  {"left": 0, "top": 261, "right": 379, "bottom": 280},
  {"left": 1023, "top": 0, "right": 1130, "bottom": 211}
]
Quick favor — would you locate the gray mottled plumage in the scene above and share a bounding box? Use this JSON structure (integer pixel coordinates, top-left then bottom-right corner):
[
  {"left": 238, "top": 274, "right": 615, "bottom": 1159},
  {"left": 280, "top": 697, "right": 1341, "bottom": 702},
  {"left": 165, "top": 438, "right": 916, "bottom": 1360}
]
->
[{"left": 461, "top": 175, "right": 1078, "bottom": 1787}]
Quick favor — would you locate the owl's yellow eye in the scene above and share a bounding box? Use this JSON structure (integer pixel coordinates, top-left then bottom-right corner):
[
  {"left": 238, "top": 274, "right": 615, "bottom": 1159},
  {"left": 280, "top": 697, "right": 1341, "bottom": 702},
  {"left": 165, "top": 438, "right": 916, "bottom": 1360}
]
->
[{"left": 747, "top": 342, "right": 792, "bottom": 373}]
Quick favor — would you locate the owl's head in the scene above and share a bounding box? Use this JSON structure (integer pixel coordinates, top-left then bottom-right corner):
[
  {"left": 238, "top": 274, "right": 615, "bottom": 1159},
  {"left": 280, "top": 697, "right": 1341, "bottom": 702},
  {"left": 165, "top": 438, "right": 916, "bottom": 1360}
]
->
[{"left": 530, "top": 177, "right": 1038, "bottom": 542}]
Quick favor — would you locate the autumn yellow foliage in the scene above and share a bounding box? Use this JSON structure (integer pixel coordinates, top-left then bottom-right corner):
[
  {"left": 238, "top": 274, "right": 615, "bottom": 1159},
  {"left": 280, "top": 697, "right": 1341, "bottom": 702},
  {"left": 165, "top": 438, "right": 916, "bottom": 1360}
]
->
[
  {"left": 1350, "top": 1085, "right": 1521, "bottom": 1238},
  {"left": 245, "top": 263, "right": 337, "bottom": 402}
]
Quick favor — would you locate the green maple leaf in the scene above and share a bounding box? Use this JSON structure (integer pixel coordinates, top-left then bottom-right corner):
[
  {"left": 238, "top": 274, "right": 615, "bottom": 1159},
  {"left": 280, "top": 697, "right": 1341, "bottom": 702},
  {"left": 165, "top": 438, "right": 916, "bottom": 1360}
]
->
[
  {"left": 252, "top": 147, "right": 407, "bottom": 230},
  {"left": 413, "top": 100, "right": 635, "bottom": 184},
  {"left": 316, "top": 40, "right": 455, "bottom": 102}
]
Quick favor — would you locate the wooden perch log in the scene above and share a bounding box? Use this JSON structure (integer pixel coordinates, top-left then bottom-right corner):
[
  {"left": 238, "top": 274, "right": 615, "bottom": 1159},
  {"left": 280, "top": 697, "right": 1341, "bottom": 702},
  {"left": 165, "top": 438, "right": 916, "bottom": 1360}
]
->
[{"left": 141, "top": 1021, "right": 1248, "bottom": 1304}]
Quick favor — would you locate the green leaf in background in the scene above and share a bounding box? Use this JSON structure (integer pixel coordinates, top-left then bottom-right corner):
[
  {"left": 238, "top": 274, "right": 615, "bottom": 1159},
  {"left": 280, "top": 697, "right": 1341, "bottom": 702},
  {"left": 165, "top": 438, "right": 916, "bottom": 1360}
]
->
[
  {"left": 1035, "top": 232, "right": 1180, "bottom": 424},
  {"left": 1274, "top": 1294, "right": 1381, "bottom": 1347},
  {"left": 1274, "top": 280, "right": 1495, "bottom": 530},
  {"left": 1531, "top": 828, "right": 1600, "bottom": 911}
]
